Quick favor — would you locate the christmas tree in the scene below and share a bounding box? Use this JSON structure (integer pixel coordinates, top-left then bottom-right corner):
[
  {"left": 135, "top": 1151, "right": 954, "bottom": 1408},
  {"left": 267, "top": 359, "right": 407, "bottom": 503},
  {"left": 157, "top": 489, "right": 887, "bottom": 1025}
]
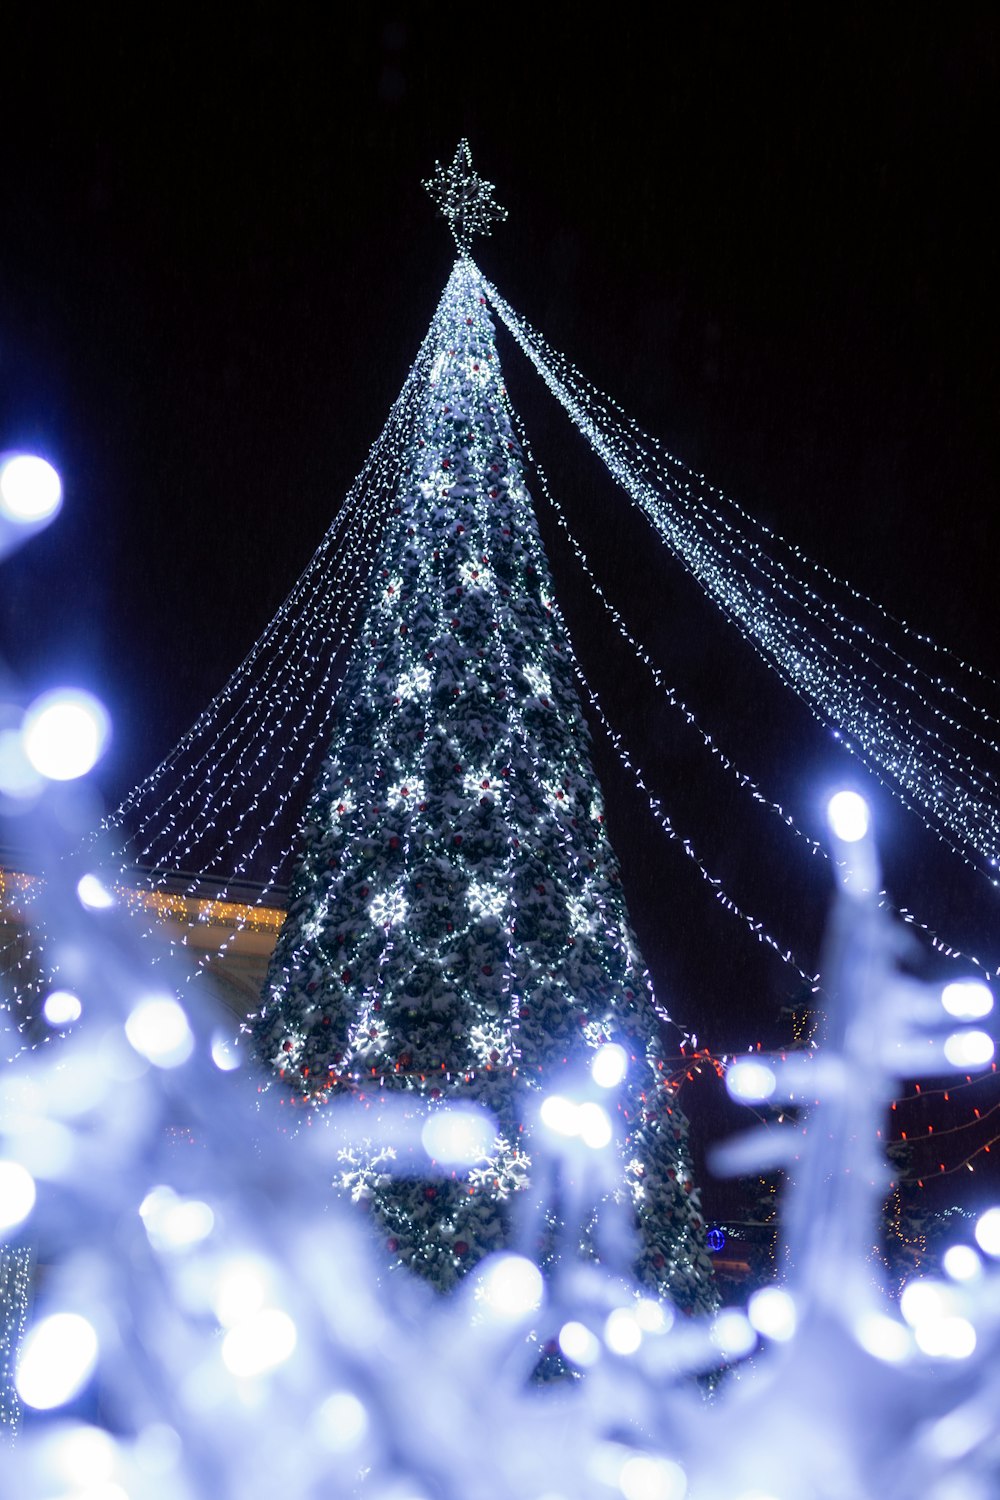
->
[{"left": 251, "top": 145, "right": 715, "bottom": 1313}]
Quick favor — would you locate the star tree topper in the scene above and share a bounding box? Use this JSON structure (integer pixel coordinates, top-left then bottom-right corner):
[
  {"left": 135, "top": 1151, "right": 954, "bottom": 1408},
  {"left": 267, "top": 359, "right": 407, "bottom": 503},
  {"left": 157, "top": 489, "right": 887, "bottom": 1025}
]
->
[{"left": 423, "top": 140, "right": 508, "bottom": 252}]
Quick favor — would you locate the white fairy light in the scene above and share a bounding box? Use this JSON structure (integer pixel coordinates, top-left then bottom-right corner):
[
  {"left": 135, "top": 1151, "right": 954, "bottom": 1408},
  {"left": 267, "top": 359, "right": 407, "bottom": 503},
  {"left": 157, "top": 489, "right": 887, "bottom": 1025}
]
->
[
  {"left": 709, "top": 1309, "right": 757, "bottom": 1360},
  {"left": 747, "top": 1286, "right": 797, "bottom": 1342},
  {"left": 942, "top": 1030, "right": 994, "bottom": 1069},
  {"left": 539, "top": 1095, "right": 580, "bottom": 1138},
  {"left": 827, "top": 790, "right": 870, "bottom": 843},
  {"left": 618, "top": 1454, "right": 687, "bottom": 1500},
  {"left": 942, "top": 1244, "right": 981, "bottom": 1282},
  {"left": 941, "top": 980, "right": 994, "bottom": 1020},
  {"left": 211, "top": 1258, "right": 271, "bottom": 1328},
  {"left": 139, "top": 1186, "right": 215, "bottom": 1253},
  {"left": 591, "top": 1042, "right": 628, "bottom": 1089},
  {"left": 315, "top": 1390, "right": 369, "bottom": 1452},
  {"left": 422, "top": 140, "right": 508, "bottom": 251},
  {"left": 421, "top": 1108, "right": 495, "bottom": 1165},
  {"left": 125, "top": 995, "right": 194, "bottom": 1068},
  {"left": 973, "top": 1206, "right": 1000, "bottom": 1257},
  {"left": 76, "top": 873, "right": 116, "bottom": 909},
  {"left": 558, "top": 1320, "right": 601, "bottom": 1367},
  {"left": 476, "top": 1254, "right": 544, "bottom": 1320},
  {"left": 578, "top": 1102, "right": 613, "bottom": 1150},
  {"left": 726, "top": 1059, "right": 778, "bottom": 1102},
  {"left": 604, "top": 1306, "right": 642, "bottom": 1356},
  {"left": 0, "top": 1160, "right": 36, "bottom": 1234},
  {"left": 221, "top": 1308, "right": 297, "bottom": 1378},
  {"left": 22, "top": 688, "right": 110, "bottom": 781},
  {"left": 484, "top": 269, "right": 1000, "bottom": 883},
  {"left": 0, "top": 452, "right": 63, "bottom": 523},
  {"left": 211, "top": 1030, "right": 241, "bottom": 1070},
  {"left": 16, "top": 1313, "right": 99, "bottom": 1410},
  {"left": 43, "top": 990, "right": 83, "bottom": 1027}
]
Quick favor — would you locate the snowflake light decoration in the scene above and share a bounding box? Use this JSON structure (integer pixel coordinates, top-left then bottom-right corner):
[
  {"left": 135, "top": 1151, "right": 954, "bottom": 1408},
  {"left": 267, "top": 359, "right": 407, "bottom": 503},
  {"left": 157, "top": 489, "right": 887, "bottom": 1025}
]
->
[{"left": 422, "top": 139, "right": 508, "bottom": 251}]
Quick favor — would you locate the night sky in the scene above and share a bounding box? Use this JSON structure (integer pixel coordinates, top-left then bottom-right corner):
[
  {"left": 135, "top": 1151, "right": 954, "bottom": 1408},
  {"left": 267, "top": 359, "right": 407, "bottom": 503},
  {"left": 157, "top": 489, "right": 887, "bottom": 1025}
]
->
[{"left": 2, "top": 9, "right": 999, "bottom": 1198}]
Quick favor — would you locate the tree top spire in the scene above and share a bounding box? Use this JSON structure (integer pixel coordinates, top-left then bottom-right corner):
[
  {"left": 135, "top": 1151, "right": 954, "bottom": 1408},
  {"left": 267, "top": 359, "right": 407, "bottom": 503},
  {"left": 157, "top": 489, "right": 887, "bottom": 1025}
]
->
[{"left": 422, "top": 140, "right": 508, "bottom": 252}]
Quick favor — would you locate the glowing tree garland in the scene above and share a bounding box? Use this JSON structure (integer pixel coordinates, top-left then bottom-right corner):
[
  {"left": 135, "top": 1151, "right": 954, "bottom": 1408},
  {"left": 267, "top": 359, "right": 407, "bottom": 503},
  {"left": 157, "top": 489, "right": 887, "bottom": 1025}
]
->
[{"left": 251, "top": 253, "right": 716, "bottom": 1311}]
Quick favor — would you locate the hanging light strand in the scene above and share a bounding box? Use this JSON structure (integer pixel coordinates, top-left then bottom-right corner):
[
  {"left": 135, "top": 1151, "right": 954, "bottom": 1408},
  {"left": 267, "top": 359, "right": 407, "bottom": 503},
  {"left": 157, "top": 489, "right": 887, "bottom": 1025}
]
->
[{"left": 482, "top": 270, "right": 1000, "bottom": 883}]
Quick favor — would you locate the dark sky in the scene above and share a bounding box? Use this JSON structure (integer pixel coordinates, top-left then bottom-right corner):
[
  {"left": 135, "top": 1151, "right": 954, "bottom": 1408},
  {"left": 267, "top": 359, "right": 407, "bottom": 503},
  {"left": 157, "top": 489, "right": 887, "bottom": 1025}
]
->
[{"left": 2, "top": 8, "right": 999, "bottom": 1186}]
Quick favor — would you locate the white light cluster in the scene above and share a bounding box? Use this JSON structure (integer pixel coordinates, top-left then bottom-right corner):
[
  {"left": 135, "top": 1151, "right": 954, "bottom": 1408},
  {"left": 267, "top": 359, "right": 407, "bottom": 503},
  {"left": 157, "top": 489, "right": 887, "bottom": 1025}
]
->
[
  {"left": 484, "top": 269, "right": 1000, "bottom": 887},
  {"left": 0, "top": 453, "right": 63, "bottom": 524},
  {"left": 422, "top": 139, "right": 508, "bottom": 251}
]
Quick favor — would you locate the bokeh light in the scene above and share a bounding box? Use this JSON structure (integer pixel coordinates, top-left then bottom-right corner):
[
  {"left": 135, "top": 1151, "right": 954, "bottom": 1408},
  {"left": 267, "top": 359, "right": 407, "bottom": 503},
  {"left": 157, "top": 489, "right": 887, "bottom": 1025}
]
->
[
  {"left": 16, "top": 1313, "right": 99, "bottom": 1410},
  {"left": 0, "top": 1159, "right": 37, "bottom": 1234},
  {"left": 22, "top": 688, "right": 110, "bottom": 781},
  {"left": 0, "top": 452, "right": 62, "bottom": 523},
  {"left": 826, "top": 789, "right": 870, "bottom": 842}
]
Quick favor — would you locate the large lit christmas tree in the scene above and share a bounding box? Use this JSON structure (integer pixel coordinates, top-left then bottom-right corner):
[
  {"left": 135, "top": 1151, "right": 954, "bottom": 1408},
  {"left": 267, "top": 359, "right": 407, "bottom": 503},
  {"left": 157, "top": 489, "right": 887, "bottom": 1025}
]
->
[{"left": 251, "top": 144, "right": 715, "bottom": 1312}]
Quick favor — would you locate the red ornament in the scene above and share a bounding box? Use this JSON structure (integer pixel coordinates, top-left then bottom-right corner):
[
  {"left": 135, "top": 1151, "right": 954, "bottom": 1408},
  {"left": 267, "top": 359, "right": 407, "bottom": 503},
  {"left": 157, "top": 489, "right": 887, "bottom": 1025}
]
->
[{"left": 454, "top": 1241, "right": 469, "bottom": 1256}]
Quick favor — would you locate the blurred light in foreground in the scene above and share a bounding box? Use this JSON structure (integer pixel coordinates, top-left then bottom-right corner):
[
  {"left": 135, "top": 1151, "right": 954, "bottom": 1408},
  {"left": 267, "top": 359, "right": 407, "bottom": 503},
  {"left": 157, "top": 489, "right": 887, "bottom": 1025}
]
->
[
  {"left": 826, "top": 789, "right": 869, "bottom": 842},
  {"left": 709, "top": 1309, "right": 756, "bottom": 1360},
  {"left": 942, "top": 1244, "right": 981, "bottom": 1282},
  {"left": 43, "top": 1424, "right": 119, "bottom": 1489},
  {"left": 0, "top": 726, "right": 44, "bottom": 799},
  {"left": 0, "top": 452, "right": 62, "bottom": 523},
  {"left": 477, "top": 1254, "right": 544, "bottom": 1320},
  {"left": 421, "top": 1106, "right": 494, "bottom": 1165},
  {"left": 0, "top": 1159, "right": 37, "bottom": 1233},
  {"left": 900, "top": 1279, "right": 951, "bottom": 1330},
  {"left": 635, "top": 1298, "right": 672, "bottom": 1334},
  {"left": 726, "top": 1059, "right": 777, "bottom": 1103},
  {"left": 852, "top": 1312, "right": 911, "bottom": 1364},
  {"left": 747, "top": 1286, "right": 797, "bottom": 1342},
  {"left": 578, "top": 1100, "right": 612, "bottom": 1149},
  {"left": 974, "top": 1206, "right": 1000, "bottom": 1257},
  {"left": 22, "top": 688, "right": 110, "bottom": 781},
  {"left": 43, "top": 989, "right": 83, "bottom": 1026},
  {"left": 222, "top": 1307, "right": 297, "bottom": 1378},
  {"left": 898, "top": 1278, "right": 976, "bottom": 1357},
  {"left": 211, "top": 1030, "right": 241, "bottom": 1071},
  {"left": 540, "top": 1094, "right": 579, "bottom": 1136},
  {"left": 618, "top": 1453, "right": 687, "bottom": 1500},
  {"left": 140, "top": 1185, "right": 214, "bottom": 1253},
  {"left": 539, "top": 1094, "right": 612, "bottom": 1149},
  {"left": 315, "top": 1390, "right": 369, "bottom": 1452},
  {"left": 16, "top": 1313, "right": 99, "bottom": 1409},
  {"left": 941, "top": 980, "right": 994, "bottom": 1020},
  {"left": 125, "top": 995, "right": 194, "bottom": 1068},
  {"left": 913, "top": 1316, "right": 976, "bottom": 1360},
  {"left": 77, "top": 873, "right": 116, "bottom": 910},
  {"left": 591, "top": 1041, "right": 628, "bottom": 1088},
  {"left": 605, "top": 1307, "right": 642, "bottom": 1356},
  {"left": 942, "top": 1030, "right": 994, "bottom": 1069},
  {"left": 559, "top": 1320, "right": 600, "bottom": 1367},
  {"left": 212, "top": 1258, "right": 270, "bottom": 1327}
]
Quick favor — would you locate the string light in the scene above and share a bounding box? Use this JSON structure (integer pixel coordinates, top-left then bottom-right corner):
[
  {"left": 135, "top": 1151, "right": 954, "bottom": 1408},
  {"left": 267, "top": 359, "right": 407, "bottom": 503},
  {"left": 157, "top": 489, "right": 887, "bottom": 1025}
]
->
[
  {"left": 422, "top": 140, "right": 508, "bottom": 252},
  {"left": 483, "top": 270, "right": 1000, "bottom": 883}
]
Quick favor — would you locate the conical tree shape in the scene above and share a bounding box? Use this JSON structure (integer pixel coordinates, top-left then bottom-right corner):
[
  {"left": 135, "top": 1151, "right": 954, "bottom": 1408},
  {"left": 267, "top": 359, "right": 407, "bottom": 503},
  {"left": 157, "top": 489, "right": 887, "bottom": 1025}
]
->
[{"left": 253, "top": 260, "right": 715, "bottom": 1313}]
